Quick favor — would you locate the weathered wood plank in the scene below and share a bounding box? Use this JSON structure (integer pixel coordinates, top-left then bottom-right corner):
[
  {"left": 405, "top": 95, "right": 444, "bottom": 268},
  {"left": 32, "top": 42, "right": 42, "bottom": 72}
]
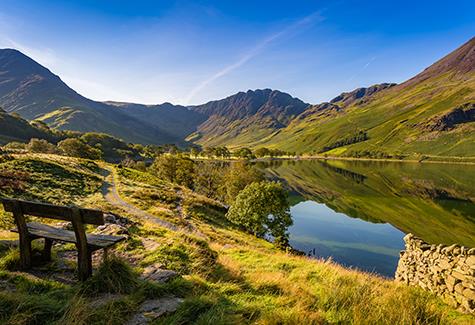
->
[
  {"left": 2, "top": 198, "right": 104, "bottom": 225},
  {"left": 71, "top": 207, "right": 92, "bottom": 281},
  {"left": 12, "top": 222, "right": 125, "bottom": 249},
  {"left": 11, "top": 201, "right": 31, "bottom": 269}
]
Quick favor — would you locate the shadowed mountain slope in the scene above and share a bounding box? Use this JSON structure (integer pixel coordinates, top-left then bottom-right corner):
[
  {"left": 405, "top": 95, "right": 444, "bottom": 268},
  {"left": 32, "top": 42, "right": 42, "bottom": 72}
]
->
[{"left": 186, "top": 89, "right": 310, "bottom": 147}]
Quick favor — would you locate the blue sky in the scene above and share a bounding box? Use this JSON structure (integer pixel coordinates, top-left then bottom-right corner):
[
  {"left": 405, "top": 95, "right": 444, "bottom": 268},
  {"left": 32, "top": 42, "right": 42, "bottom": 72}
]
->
[{"left": 1, "top": 0, "right": 474, "bottom": 105}]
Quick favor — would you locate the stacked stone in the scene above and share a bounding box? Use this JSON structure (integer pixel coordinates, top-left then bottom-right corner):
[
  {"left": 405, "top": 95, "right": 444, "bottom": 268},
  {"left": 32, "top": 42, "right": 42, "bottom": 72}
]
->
[{"left": 395, "top": 233, "right": 475, "bottom": 313}]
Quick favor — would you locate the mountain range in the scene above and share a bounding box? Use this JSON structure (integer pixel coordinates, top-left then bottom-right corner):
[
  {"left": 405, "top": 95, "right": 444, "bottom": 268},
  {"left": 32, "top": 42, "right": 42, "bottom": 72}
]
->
[{"left": 0, "top": 36, "right": 474, "bottom": 157}]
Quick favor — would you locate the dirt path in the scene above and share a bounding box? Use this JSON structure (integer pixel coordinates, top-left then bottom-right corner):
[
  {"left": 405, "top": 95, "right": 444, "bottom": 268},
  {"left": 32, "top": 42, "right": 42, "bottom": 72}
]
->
[{"left": 100, "top": 167, "right": 178, "bottom": 231}]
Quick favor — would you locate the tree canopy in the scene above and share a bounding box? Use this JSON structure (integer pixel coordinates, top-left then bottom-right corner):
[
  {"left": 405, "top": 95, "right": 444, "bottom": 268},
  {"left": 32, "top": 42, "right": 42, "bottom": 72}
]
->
[{"left": 226, "top": 181, "right": 292, "bottom": 248}]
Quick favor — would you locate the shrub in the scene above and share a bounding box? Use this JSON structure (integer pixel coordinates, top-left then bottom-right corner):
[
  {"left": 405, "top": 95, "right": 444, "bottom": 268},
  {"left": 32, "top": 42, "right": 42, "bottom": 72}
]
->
[
  {"left": 26, "top": 138, "right": 58, "bottom": 154},
  {"left": 58, "top": 138, "right": 102, "bottom": 160}
]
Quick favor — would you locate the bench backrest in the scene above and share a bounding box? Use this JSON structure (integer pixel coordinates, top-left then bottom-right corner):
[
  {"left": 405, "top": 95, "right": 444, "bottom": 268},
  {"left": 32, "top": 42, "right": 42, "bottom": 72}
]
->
[{"left": 1, "top": 198, "right": 104, "bottom": 225}]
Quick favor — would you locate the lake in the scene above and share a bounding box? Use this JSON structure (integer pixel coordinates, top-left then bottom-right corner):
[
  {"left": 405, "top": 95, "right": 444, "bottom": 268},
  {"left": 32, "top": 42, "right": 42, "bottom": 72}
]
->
[{"left": 258, "top": 159, "right": 475, "bottom": 277}]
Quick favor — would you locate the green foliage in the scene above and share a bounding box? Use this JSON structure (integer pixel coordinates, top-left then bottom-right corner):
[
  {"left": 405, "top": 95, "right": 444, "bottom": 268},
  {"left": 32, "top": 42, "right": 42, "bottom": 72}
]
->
[
  {"left": 254, "top": 147, "right": 270, "bottom": 157},
  {"left": 222, "top": 161, "right": 264, "bottom": 205},
  {"left": 26, "top": 138, "right": 58, "bottom": 154},
  {"left": 193, "top": 161, "right": 226, "bottom": 201},
  {"left": 0, "top": 248, "right": 21, "bottom": 271},
  {"left": 321, "top": 130, "right": 368, "bottom": 153},
  {"left": 151, "top": 155, "right": 195, "bottom": 188},
  {"left": 202, "top": 146, "right": 231, "bottom": 158},
  {"left": 233, "top": 147, "right": 254, "bottom": 159},
  {"left": 3, "top": 141, "right": 26, "bottom": 150},
  {"left": 226, "top": 181, "right": 293, "bottom": 248},
  {"left": 58, "top": 138, "right": 102, "bottom": 160}
]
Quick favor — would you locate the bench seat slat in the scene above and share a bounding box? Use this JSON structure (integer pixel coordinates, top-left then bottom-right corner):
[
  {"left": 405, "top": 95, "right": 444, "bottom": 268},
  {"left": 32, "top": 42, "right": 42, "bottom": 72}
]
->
[{"left": 12, "top": 222, "right": 125, "bottom": 250}]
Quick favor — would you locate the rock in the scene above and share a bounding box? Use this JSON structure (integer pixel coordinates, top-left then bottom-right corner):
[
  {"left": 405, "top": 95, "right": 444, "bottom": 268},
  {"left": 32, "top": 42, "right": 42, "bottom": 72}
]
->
[
  {"left": 95, "top": 224, "right": 129, "bottom": 237},
  {"left": 397, "top": 234, "right": 475, "bottom": 314},
  {"left": 454, "top": 283, "right": 464, "bottom": 295},
  {"left": 438, "top": 258, "right": 451, "bottom": 269},
  {"left": 451, "top": 270, "right": 467, "bottom": 282},
  {"left": 141, "top": 238, "right": 160, "bottom": 251},
  {"left": 141, "top": 266, "right": 178, "bottom": 284},
  {"left": 445, "top": 275, "right": 458, "bottom": 292},
  {"left": 403, "top": 233, "right": 414, "bottom": 243},
  {"left": 462, "top": 288, "right": 475, "bottom": 300},
  {"left": 466, "top": 255, "right": 475, "bottom": 266},
  {"left": 126, "top": 297, "right": 183, "bottom": 325}
]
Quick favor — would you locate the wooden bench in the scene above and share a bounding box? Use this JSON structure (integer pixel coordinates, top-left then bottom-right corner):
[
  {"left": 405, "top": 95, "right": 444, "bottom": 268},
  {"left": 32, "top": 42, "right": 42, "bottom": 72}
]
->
[{"left": 1, "top": 198, "right": 126, "bottom": 281}]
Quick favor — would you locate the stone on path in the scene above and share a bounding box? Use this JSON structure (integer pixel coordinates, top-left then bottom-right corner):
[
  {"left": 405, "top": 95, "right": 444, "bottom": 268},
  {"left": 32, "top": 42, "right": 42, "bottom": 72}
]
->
[
  {"left": 126, "top": 296, "right": 183, "bottom": 325},
  {"left": 141, "top": 265, "right": 178, "bottom": 284}
]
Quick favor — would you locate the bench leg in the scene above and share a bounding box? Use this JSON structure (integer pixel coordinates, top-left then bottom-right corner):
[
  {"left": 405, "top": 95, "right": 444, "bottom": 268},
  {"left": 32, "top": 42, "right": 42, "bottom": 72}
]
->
[
  {"left": 103, "top": 248, "right": 109, "bottom": 262},
  {"left": 19, "top": 237, "right": 32, "bottom": 269},
  {"left": 43, "top": 239, "right": 53, "bottom": 261},
  {"left": 77, "top": 248, "right": 92, "bottom": 281}
]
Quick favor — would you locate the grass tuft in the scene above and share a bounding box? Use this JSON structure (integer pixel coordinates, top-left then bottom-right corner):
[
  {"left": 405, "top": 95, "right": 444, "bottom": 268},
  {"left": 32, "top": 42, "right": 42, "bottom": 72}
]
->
[{"left": 81, "top": 256, "right": 139, "bottom": 295}]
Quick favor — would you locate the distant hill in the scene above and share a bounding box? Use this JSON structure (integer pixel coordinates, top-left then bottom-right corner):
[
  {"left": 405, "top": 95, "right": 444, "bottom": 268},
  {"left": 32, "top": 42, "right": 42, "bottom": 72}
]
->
[
  {"left": 0, "top": 49, "right": 187, "bottom": 145},
  {"left": 259, "top": 37, "right": 475, "bottom": 157},
  {"left": 105, "top": 101, "right": 207, "bottom": 140},
  {"left": 0, "top": 108, "right": 56, "bottom": 145},
  {"left": 187, "top": 89, "right": 309, "bottom": 147}
]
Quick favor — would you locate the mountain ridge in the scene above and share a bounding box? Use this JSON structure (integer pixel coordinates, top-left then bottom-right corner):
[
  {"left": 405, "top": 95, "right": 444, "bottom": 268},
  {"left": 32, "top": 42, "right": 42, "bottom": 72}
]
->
[{"left": 0, "top": 36, "right": 474, "bottom": 157}]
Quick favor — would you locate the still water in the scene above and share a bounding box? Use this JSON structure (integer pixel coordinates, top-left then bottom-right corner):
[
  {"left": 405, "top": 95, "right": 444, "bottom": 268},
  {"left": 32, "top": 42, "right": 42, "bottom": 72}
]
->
[{"left": 259, "top": 159, "right": 475, "bottom": 277}]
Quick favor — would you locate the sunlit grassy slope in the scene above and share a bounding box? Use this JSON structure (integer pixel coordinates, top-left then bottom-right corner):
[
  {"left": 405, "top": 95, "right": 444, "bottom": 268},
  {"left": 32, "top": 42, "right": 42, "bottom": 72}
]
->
[
  {"left": 0, "top": 154, "right": 472, "bottom": 323},
  {"left": 259, "top": 71, "right": 475, "bottom": 157}
]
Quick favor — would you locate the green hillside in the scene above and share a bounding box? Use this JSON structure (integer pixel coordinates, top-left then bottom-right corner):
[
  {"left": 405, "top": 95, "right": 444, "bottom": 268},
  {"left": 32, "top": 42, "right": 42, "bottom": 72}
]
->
[
  {"left": 0, "top": 108, "right": 56, "bottom": 145},
  {"left": 256, "top": 38, "right": 475, "bottom": 158}
]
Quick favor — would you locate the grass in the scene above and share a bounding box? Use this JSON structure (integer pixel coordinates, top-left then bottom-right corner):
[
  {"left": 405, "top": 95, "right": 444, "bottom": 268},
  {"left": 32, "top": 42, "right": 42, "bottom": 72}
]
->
[
  {"left": 80, "top": 256, "right": 140, "bottom": 295},
  {"left": 0, "top": 154, "right": 472, "bottom": 324}
]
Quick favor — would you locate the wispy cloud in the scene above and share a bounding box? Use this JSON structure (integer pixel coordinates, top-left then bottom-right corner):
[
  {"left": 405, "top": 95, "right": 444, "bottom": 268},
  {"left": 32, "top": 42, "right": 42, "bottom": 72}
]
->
[
  {"left": 184, "top": 11, "right": 324, "bottom": 104},
  {"left": 346, "top": 56, "right": 376, "bottom": 83}
]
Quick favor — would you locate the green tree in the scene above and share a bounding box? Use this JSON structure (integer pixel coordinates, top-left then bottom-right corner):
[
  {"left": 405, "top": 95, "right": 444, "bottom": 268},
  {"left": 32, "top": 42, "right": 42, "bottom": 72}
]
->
[
  {"left": 226, "top": 181, "right": 292, "bottom": 248},
  {"left": 223, "top": 161, "right": 264, "bottom": 204},
  {"left": 58, "top": 138, "right": 102, "bottom": 159},
  {"left": 190, "top": 146, "right": 201, "bottom": 158},
  {"left": 215, "top": 146, "right": 231, "bottom": 159},
  {"left": 193, "top": 161, "right": 226, "bottom": 200},
  {"left": 234, "top": 147, "right": 254, "bottom": 159},
  {"left": 254, "top": 147, "right": 270, "bottom": 158},
  {"left": 151, "top": 155, "right": 195, "bottom": 188}
]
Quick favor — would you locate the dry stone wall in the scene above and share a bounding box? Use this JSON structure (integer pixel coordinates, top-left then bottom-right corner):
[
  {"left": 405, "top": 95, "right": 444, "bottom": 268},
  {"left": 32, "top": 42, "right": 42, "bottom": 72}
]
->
[{"left": 396, "top": 233, "right": 475, "bottom": 313}]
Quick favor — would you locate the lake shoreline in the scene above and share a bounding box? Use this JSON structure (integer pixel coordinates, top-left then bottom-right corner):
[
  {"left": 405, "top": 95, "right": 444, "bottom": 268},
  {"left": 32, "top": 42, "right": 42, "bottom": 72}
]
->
[
  {"left": 192, "top": 155, "right": 475, "bottom": 165},
  {"left": 251, "top": 155, "right": 475, "bottom": 165}
]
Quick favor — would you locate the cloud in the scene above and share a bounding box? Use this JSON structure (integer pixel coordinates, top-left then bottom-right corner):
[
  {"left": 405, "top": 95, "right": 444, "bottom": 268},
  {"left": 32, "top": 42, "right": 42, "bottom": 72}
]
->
[
  {"left": 346, "top": 56, "right": 376, "bottom": 83},
  {"left": 184, "top": 11, "right": 324, "bottom": 104}
]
